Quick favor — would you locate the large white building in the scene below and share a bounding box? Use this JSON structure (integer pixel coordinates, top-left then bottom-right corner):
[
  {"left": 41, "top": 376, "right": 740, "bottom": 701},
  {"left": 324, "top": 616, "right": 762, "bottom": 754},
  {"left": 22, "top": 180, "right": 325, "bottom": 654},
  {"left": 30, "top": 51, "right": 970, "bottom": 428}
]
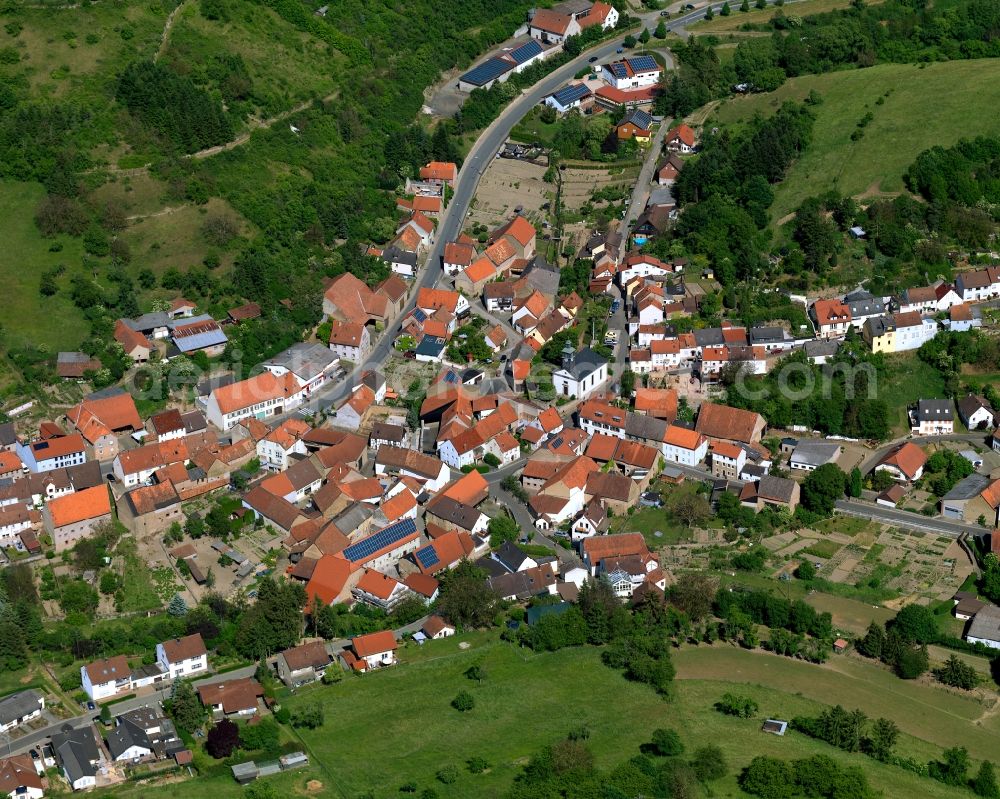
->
[
  {"left": 205, "top": 372, "right": 305, "bottom": 430},
  {"left": 155, "top": 633, "right": 208, "bottom": 680},
  {"left": 552, "top": 346, "right": 608, "bottom": 400},
  {"left": 600, "top": 54, "right": 662, "bottom": 90}
]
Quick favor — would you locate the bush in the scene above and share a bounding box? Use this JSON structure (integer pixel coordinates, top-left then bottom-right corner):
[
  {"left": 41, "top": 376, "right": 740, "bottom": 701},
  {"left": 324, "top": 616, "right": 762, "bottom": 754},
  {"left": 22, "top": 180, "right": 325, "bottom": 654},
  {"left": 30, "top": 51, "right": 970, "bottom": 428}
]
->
[
  {"left": 649, "top": 728, "right": 684, "bottom": 756},
  {"left": 715, "top": 692, "right": 758, "bottom": 718},
  {"left": 467, "top": 756, "right": 490, "bottom": 774},
  {"left": 451, "top": 691, "right": 475, "bottom": 712},
  {"left": 436, "top": 765, "right": 459, "bottom": 784}
]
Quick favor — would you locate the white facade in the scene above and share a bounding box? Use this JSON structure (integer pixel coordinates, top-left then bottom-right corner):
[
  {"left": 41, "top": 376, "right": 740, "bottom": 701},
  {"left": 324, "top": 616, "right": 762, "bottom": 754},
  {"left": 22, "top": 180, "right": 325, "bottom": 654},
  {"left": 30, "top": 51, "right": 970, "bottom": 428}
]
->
[
  {"left": 81, "top": 670, "right": 127, "bottom": 702},
  {"left": 661, "top": 438, "right": 708, "bottom": 467},
  {"left": 329, "top": 326, "right": 371, "bottom": 364},
  {"left": 155, "top": 644, "right": 208, "bottom": 681},
  {"left": 16, "top": 442, "right": 86, "bottom": 474},
  {"left": 206, "top": 389, "right": 304, "bottom": 431},
  {"left": 437, "top": 439, "right": 477, "bottom": 470},
  {"left": 257, "top": 437, "right": 307, "bottom": 472},
  {"left": 893, "top": 318, "right": 939, "bottom": 352},
  {"left": 552, "top": 361, "right": 608, "bottom": 400}
]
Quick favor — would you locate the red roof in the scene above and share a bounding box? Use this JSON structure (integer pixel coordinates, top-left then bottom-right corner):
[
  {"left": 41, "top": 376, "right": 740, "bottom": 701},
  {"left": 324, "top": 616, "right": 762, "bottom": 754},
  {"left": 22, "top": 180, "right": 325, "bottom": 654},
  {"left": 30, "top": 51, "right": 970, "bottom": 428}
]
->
[
  {"left": 667, "top": 124, "right": 696, "bottom": 147},
  {"left": 813, "top": 298, "right": 852, "bottom": 327},
  {"left": 494, "top": 215, "right": 536, "bottom": 248},
  {"left": 48, "top": 485, "right": 111, "bottom": 528},
  {"left": 212, "top": 372, "right": 300, "bottom": 415},
  {"left": 306, "top": 555, "right": 352, "bottom": 606},
  {"left": 420, "top": 161, "right": 457, "bottom": 182},
  {"left": 355, "top": 569, "right": 402, "bottom": 600},
  {"left": 352, "top": 630, "right": 398, "bottom": 658},
  {"left": 444, "top": 241, "right": 476, "bottom": 267},
  {"left": 403, "top": 572, "right": 440, "bottom": 598}
]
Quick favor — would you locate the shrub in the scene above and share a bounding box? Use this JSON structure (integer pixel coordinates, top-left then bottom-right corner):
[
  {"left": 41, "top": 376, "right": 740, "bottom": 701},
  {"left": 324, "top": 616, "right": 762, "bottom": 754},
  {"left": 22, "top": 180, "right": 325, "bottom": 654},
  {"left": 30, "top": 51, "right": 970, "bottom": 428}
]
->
[
  {"left": 649, "top": 728, "right": 684, "bottom": 756},
  {"left": 436, "top": 765, "right": 459, "bottom": 784},
  {"left": 467, "top": 756, "right": 490, "bottom": 774},
  {"left": 451, "top": 691, "right": 475, "bottom": 712}
]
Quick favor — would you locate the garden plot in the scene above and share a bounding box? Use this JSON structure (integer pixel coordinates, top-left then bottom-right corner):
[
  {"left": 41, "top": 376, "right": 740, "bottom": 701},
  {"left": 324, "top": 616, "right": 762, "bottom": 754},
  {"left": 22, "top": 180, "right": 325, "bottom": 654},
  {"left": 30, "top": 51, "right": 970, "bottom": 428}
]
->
[{"left": 466, "top": 156, "right": 551, "bottom": 234}]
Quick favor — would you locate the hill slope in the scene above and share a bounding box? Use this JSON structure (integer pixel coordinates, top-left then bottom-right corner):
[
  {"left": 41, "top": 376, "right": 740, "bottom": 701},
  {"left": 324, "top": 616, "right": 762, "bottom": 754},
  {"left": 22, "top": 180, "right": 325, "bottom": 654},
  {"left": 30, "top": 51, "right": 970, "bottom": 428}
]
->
[{"left": 709, "top": 59, "right": 1000, "bottom": 222}]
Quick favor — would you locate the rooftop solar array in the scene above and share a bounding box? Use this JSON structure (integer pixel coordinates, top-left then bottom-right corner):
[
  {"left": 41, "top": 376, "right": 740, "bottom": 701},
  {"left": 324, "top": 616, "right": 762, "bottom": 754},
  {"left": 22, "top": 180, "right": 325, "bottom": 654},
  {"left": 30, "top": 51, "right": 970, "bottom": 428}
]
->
[
  {"left": 509, "top": 39, "right": 543, "bottom": 64},
  {"left": 460, "top": 57, "right": 513, "bottom": 87},
  {"left": 551, "top": 83, "right": 591, "bottom": 106},
  {"left": 627, "top": 55, "right": 658, "bottom": 72},
  {"left": 624, "top": 109, "right": 653, "bottom": 130},
  {"left": 343, "top": 519, "right": 418, "bottom": 563},
  {"left": 414, "top": 545, "right": 440, "bottom": 569},
  {"left": 608, "top": 62, "right": 628, "bottom": 79}
]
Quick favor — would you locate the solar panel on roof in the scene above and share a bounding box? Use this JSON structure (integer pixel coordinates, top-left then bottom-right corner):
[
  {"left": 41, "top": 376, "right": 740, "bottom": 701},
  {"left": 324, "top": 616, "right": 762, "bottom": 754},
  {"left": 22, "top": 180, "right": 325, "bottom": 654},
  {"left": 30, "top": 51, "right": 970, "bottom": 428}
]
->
[
  {"left": 509, "top": 39, "right": 542, "bottom": 64},
  {"left": 343, "top": 519, "right": 417, "bottom": 563},
  {"left": 460, "top": 57, "right": 514, "bottom": 87},
  {"left": 627, "top": 55, "right": 658, "bottom": 72},
  {"left": 415, "top": 545, "right": 440, "bottom": 568},
  {"left": 608, "top": 62, "right": 628, "bottom": 79},
  {"left": 552, "top": 84, "right": 590, "bottom": 106}
]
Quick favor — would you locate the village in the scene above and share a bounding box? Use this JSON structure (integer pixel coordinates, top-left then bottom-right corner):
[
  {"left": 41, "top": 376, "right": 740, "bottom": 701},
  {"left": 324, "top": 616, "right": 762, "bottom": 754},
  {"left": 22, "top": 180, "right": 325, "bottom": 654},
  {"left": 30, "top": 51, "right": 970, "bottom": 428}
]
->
[{"left": 3, "top": 0, "right": 1000, "bottom": 796}]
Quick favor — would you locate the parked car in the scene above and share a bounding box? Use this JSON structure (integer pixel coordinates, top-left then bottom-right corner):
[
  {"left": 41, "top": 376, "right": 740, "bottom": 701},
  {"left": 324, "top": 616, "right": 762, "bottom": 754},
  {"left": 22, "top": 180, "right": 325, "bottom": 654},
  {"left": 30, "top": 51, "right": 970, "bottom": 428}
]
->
[
  {"left": 610, "top": 300, "right": 621, "bottom": 314},
  {"left": 660, "top": 9, "right": 670, "bottom": 15},
  {"left": 87, "top": 701, "right": 96, "bottom": 711},
  {"left": 616, "top": 47, "right": 624, "bottom": 54}
]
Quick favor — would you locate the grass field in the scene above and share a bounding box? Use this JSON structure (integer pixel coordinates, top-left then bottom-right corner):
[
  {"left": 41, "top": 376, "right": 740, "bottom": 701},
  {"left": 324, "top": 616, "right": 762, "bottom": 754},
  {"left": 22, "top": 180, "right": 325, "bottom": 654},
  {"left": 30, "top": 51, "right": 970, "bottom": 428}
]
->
[
  {"left": 0, "top": 181, "right": 92, "bottom": 350},
  {"left": 101, "top": 633, "right": 982, "bottom": 799},
  {"left": 805, "top": 591, "right": 895, "bottom": 635},
  {"left": 710, "top": 59, "right": 1000, "bottom": 222},
  {"left": 674, "top": 646, "right": 1000, "bottom": 761},
  {"left": 879, "top": 353, "right": 948, "bottom": 434},
  {"left": 689, "top": 0, "right": 864, "bottom": 33}
]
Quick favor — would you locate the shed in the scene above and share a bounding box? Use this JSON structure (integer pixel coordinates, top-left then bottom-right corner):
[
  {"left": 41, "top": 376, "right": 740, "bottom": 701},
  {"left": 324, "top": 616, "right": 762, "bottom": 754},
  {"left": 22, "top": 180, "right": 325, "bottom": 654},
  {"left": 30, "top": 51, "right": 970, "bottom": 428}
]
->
[
  {"left": 762, "top": 719, "right": 788, "bottom": 736},
  {"left": 231, "top": 762, "right": 258, "bottom": 784}
]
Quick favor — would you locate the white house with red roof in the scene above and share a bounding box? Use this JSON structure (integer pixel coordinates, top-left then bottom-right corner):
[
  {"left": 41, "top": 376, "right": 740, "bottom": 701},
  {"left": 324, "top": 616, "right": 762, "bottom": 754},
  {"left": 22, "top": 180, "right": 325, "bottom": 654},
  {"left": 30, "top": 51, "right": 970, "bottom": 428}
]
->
[
  {"left": 206, "top": 372, "right": 305, "bottom": 430},
  {"left": 665, "top": 124, "right": 696, "bottom": 154},
  {"left": 156, "top": 633, "right": 208, "bottom": 680}
]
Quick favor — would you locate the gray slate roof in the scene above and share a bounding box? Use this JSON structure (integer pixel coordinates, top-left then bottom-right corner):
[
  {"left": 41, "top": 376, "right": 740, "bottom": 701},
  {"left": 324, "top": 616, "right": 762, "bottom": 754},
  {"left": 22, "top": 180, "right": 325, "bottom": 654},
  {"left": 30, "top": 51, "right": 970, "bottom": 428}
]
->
[{"left": 0, "top": 689, "right": 43, "bottom": 727}]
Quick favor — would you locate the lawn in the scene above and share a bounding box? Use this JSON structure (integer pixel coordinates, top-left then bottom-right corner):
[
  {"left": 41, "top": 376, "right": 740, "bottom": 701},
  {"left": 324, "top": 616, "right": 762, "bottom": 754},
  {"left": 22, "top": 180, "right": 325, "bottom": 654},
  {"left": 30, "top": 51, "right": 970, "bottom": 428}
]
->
[
  {"left": 804, "top": 591, "right": 895, "bottom": 636},
  {"left": 689, "top": 0, "right": 868, "bottom": 34},
  {"left": 879, "top": 353, "right": 948, "bottom": 434},
  {"left": 113, "top": 633, "right": 978, "bottom": 799},
  {"left": 610, "top": 480, "right": 707, "bottom": 547},
  {"left": 710, "top": 59, "right": 1000, "bottom": 222},
  {"left": 117, "top": 541, "right": 167, "bottom": 613},
  {"left": 674, "top": 646, "right": 1000, "bottom": 761},
  {"left": 800, "top": 539, "right": 840, "bottom": 559},
  {"left": 0, "top": 181, "right": 92, "bottom": 350}
]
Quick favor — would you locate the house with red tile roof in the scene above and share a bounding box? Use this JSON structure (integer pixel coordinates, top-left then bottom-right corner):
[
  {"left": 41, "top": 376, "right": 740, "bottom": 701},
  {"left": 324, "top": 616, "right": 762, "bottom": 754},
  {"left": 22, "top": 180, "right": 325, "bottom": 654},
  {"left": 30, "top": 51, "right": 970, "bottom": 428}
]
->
[
  {"left": 43, "top": 485, "right": 111, "bottom": 552},
  {"left": 333, "top": 385, "right": 376, "bottom": 431},
  {"left": 206, "top": 372, "right": 304, "bottom": 431},
  {"left": 114, "top": 319, "right": 152, "bottom": 363},
  {"left": 351, "top": 569, "right": 411, "bottom": 611},
  {"left": 443, "top": 241, "right": 477, "bottom": 276},
  {"left": 419, "top": 161, "right": 457, "bottom": 186},
  {"left": 528, "top": 8, "right": 580, "bottom": 43},
  {"left": 695, "top": 402, "right": 767, "bottom": 446},
  {"left": 633, "top": 388, "right": 678, "bottom": 421},
  {"left": 811, "top": 298, "right": 852, "bottom": 339},
  {"left": 665, "top": 123, "right": 696, "bottom": 153},
  {"left": 455, "top": 256, "right": 498, "bottom": 295},
  {"left": 874, "top": 442, "right": 927, "bottom": 482},
  {"left": 491, "top": 215, "right": 537, "bottom": 259},
  {"left": 65, "top": 393, "right": 142, "bottom": 461},
  {"left": 345, "top": 630, "right": 398, "bottom": 672},
  {"left": 322, "top": 272, "right": 391, "bottom": 326}
]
